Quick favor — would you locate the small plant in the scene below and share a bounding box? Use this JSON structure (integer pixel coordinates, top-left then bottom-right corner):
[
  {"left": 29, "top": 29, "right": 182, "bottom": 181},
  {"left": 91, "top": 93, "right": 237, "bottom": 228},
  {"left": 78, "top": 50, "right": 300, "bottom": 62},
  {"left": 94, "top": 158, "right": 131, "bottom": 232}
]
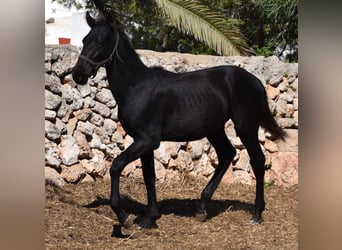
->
[
  {"left": 289, "top": 85, "right": 297, "bottom": 91},
  {"left": 265, "top": 161, "right": 272, "bottom": 171},
  {"left": 264, "top": 180, "right": 275, "bottom": 188},
  {"left": 272, "top": 110, "right": 277, "bottom": 116}
]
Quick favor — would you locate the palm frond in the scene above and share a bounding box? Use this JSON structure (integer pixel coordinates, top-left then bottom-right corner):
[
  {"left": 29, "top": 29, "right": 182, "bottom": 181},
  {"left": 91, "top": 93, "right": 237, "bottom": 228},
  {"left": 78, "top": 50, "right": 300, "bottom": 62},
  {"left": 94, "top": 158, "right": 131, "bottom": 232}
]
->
[{"left": 154, "top": 0, "right": 253, "bottom": 56}]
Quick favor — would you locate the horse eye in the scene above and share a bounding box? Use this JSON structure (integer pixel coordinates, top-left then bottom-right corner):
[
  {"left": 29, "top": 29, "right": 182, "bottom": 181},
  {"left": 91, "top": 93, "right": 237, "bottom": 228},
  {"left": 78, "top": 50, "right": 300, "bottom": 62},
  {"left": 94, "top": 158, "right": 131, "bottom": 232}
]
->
[{"left": 96, "top": 39, "right": 104, "bottom": 46}]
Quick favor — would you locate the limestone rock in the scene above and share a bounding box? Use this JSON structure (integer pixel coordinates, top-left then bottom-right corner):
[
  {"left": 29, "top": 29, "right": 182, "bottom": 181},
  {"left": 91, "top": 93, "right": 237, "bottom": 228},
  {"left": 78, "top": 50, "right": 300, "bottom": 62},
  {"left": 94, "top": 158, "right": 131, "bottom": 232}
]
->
[
  {"left": 45, "top": 73, "right": 62, "bottom": 94},
  {"left": 77, "top": 83, "right": 91, "bottom": 98},
  {"left": 80, "top": 149, "right": 107, "bottom": 177},
  {"left": 58, "top": 135, "right": 80, "bottom": 166},
  {"left": 178, "top": 150, "right": 194, "bottom": 171},
  {"left": 266, "top": 85, "right": 280, "bottom": 100},
  {"left": 155, "top": 160, "right": 166, "bottom": 181},
  {"left": 45, "top": 167, "right": 65, "bottom": 187},
  {"left": 106, "top": 100, "right": 116, "bottom": 109},
  {"left": 187, "top": 141, "right": 203, "bottom": 160},
  {"left": 95, "top": 88, "right": 115, "bottom": 104},
  {"left": 265, "top": 152, "right": 298, "bottom": 186},
  {"left": 155, "top": 142, "right": 182, "bottom": 165},
  {"left": 61, "top": 84, "right": 84, "bottom": 111},
  {"left": 57, "top": 100, "right": 72, "bottom": 122},
  {"left": 277, "top": 129, "right": 298, "bottom": 152},
  {"left": 77, "top": 121, "right": 94, "bottom": 137},
  {"left": 45, "top": 120, "right": 61, "bottom": 141},
  {"left": 92, "top": 101, "right": 111, "bottom": 117},
  {"left": 208, "top": 147, "right": 218, "bottom": 167},
  {"left": 66, "top": 117, "right": 78, "bottom": 136},
  {"left": 195, "top": 154, "right": 214, "bottom": 178},
  {"left": 45, "top": 110, "right": 56, "bottom": 121},
  {"left": 89, "top": 133, "right": 106, "bottom": 151},
  {"left": 277, "top": 118, "right": 296, "bottom": 129},
  {"left": 45, "top": 90, "right": 61, "bottom": 110},
  {"left": 200, "top": 138, "right": 211, "bottom": 152},
  {"left": 93, "top": 126, "right": 111, "bottom": 144},
  {"left": 103, "top": 119, "right": 117, "bottom": 136},
  {"left": 105, "top": 143, "right": 121, "bottom": 159},
  {"left": 275, "top": 99, "right": 287, "bottom": 117},
  {"left": 74, "top": 131, "right": 93, "bottom": 159},
  {"left": 232, "top": 169, "right": 255, "bottom": 185},
  {"left": 111, "top": 130, "right": 124, "bottom": 145},
  {"left": 73, "top": 108, "right": 92, "bottom": 121},
  {"left": 264, "top": 140, "right": 278, "bottom": 153},
  {"left": 55, "top": 118, "right": 67, "bottom": 135},
  {"left": 122, "top": 159, "right": 141, "bottom": 177},
  {"left": 232, "top": 149, "right": 250, "bottom": 172},
  {"left": 61, "top": 164, "right": 86, "bottom": 183},
  {"left": 90, "top": 112, "right": 104, "bottom": 126},
  {"left": 84, "top": 96, "right": 96, "bottom": 108},
  {"left": 45, "top": 141, "right": 61, "bottom": 169}
]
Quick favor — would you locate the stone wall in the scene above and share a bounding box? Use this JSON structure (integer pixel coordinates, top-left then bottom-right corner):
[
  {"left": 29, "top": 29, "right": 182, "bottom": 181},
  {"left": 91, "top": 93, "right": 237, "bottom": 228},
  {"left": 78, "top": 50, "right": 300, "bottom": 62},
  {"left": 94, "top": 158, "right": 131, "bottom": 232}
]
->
[{"left": 45, "top": 45, "right": 298, "bottom": 187}]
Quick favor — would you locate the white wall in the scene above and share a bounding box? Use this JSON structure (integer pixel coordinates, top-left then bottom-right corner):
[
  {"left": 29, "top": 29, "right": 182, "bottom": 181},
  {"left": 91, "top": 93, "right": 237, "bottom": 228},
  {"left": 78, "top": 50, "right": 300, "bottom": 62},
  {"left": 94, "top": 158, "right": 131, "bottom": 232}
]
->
[
  {"left": 71, "top": 12, "right": 90, "bottom": 46},
  {"left": 45, "top": 0, "right": 88, "bottom": 45}
]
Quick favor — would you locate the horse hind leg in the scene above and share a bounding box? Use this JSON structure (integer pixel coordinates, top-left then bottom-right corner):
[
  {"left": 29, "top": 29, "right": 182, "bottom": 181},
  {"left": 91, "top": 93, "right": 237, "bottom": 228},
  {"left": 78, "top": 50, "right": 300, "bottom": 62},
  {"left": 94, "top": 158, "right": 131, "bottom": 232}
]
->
[
  {"left": 196, "top": 129, "right": 236, "bottom": 221},
  {"left": 236, "top": 126, "right": 266, "bottom": 224}
]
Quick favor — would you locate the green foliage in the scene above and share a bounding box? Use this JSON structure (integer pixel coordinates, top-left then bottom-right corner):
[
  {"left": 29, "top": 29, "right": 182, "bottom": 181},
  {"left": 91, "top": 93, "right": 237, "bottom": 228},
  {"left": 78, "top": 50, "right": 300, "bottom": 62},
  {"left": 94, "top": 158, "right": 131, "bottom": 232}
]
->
[
  {"left": 154, "top": 0, "right": 251, "bottom": 56},
  {"left": 255, "top": 45, "right": 274, "bottom": 57},
  {"left": 52, "top": 0, "right": 86, "bottom": 9},
  {"left": 230, "top": 0, "right": 297, "bottom": 61},
  {"left": 51, "top": 0, "right": 297, "bottom": 61}
]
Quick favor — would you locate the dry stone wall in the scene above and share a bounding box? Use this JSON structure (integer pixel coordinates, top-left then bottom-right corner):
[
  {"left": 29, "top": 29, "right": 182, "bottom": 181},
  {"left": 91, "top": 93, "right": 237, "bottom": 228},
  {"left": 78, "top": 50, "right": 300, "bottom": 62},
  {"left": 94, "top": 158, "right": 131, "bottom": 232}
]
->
[{"left": 45, "top": 45, "right": 298, "bottom": 187}]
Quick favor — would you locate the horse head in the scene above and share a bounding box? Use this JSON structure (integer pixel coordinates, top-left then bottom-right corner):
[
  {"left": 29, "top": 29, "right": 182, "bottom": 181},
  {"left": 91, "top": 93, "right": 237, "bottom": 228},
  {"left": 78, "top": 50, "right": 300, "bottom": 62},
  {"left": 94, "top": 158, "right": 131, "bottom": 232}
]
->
[{"left": 72, "top": 10, "right": 119, "bottom": 85}]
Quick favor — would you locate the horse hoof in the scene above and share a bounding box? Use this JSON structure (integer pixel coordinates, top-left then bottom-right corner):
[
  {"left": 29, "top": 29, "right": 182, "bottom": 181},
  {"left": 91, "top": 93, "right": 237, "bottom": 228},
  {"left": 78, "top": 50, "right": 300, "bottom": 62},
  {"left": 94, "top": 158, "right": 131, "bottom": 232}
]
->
[
  {"left": 122, "top": 215, "right": 134, "bottom": 229},
  {"left": 195, "top": 212, "right": 207, "bottom": 222},
  {"left": 250, "top": 214, "right": 263, "bottom": 224},
  {"left": 138, "top": 219, "right": 158, "bottom": 229}
]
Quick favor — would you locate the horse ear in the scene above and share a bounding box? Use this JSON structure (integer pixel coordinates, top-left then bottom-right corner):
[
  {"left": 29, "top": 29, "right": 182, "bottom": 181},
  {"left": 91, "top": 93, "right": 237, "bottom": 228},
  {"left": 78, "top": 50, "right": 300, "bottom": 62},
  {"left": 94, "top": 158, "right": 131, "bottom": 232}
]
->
[
  {"left": 106, "top": 11, "right": 122, "bottom": 27},
  {"left": 86, "top": 11, "right": 96, "bottom": 28},
  {"left": 103, "top": 11, "right": 114, "bottom": 24}
]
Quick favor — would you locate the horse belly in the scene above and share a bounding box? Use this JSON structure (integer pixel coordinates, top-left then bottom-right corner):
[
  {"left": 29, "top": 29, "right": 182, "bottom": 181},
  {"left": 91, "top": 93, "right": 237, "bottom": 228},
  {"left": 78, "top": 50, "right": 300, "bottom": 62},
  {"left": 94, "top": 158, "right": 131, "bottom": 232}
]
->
[{"left": 161, "top": 107, "right": 229, "bottom": 141}]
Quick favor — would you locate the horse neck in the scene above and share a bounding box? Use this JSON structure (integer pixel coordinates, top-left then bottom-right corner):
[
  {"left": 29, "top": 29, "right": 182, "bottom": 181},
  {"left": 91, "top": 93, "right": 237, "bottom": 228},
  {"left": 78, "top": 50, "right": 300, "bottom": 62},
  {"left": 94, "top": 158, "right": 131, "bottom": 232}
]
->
[{"left": 106, "top": 30, "right": 147, "bottom": 104}]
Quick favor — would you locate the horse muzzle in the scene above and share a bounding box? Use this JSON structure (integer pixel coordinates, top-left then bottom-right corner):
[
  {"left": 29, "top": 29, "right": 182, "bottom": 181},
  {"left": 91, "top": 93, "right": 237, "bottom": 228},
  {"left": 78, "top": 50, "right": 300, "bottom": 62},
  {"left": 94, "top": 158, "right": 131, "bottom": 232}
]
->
[{"left": 72, "top": 66, "right": 91, "bottom": 85}]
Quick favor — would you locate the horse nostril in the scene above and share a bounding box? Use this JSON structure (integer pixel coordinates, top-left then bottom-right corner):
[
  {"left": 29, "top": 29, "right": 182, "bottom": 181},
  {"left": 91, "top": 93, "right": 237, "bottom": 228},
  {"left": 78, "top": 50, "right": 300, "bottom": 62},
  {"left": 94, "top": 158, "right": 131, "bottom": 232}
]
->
[{"left": 72, "top": 66, "right": 88, "bottom": 85}]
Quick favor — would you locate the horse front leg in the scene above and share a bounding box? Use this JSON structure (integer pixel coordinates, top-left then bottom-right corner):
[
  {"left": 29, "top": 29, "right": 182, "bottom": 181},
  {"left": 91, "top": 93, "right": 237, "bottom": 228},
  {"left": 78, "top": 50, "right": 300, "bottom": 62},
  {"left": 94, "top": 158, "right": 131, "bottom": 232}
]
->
[
  {"left": 109, "top": 137, "right": 155, "bottom": 229},
  {"left": 137, "top": 151, "right": 160, "bottom": 228}
]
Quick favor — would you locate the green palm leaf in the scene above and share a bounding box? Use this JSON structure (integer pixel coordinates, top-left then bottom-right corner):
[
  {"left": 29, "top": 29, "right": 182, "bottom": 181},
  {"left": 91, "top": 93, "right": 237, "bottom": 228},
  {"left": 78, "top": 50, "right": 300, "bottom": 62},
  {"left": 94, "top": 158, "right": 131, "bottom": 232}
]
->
[{"left": 154, "top": 0, "right": 253, "bottom": 56}]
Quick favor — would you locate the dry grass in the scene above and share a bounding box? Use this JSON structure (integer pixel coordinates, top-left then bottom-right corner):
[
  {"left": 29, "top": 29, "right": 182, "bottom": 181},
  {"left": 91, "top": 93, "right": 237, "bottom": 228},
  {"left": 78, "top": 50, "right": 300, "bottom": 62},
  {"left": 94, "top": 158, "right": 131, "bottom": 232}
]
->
[{"left": 45, "top": 177, "right": 297, "bottom": 249}]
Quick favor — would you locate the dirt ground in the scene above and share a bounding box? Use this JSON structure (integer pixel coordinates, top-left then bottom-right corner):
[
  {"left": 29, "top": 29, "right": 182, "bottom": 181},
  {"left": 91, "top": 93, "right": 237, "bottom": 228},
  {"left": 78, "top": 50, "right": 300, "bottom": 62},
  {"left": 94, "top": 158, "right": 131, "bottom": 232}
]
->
[{"left": 45, "top": 176, "right": 298, "bottom": 249}]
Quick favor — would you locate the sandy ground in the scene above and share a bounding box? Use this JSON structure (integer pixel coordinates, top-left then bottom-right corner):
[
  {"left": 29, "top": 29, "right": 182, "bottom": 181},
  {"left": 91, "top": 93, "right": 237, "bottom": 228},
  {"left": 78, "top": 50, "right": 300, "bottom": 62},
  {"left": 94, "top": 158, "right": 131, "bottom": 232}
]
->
[{"left": 45, "top": 176, "right": 298, "bottom": 249}]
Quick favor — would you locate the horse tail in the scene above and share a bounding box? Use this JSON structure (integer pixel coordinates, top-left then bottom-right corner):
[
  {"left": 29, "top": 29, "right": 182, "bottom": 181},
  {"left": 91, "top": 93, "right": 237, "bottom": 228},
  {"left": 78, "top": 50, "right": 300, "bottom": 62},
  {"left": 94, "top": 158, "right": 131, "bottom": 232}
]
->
[{"left": 260, "top": 93, "right": 287, "bottom": 141}]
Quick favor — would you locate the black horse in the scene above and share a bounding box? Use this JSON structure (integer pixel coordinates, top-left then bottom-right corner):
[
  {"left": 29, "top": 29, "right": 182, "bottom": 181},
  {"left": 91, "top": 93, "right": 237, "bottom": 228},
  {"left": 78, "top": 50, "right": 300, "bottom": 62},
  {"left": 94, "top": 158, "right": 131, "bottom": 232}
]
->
[{"left": 72, "top": 11, "right": 286, "bottom": 229}]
